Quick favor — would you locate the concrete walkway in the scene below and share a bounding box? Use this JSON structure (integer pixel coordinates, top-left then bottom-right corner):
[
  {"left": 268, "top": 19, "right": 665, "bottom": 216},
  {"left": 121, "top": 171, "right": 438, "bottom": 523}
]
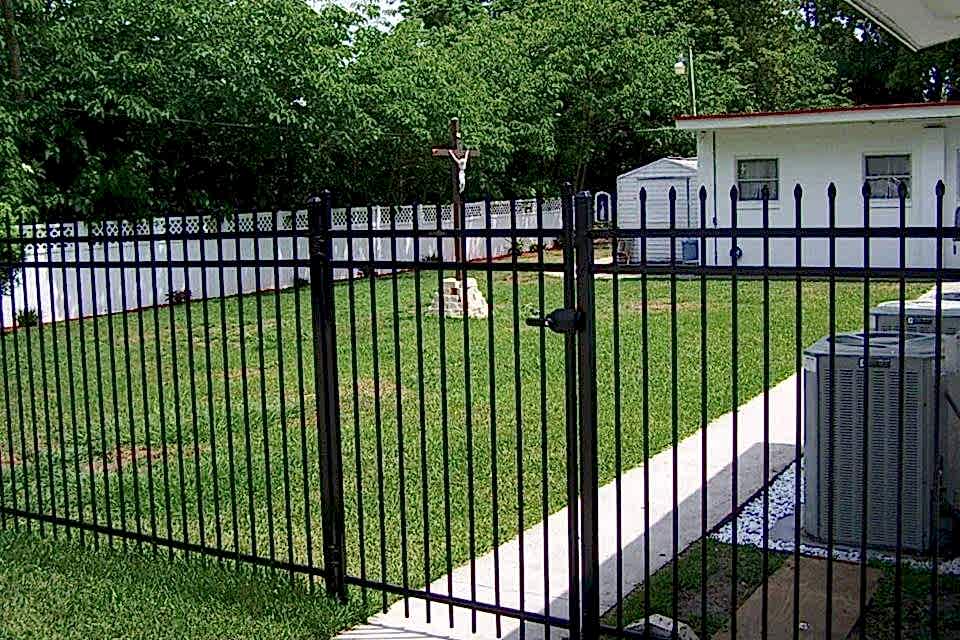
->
[{"left": 338, "top": 376, "right": 801, "bottom": 640}]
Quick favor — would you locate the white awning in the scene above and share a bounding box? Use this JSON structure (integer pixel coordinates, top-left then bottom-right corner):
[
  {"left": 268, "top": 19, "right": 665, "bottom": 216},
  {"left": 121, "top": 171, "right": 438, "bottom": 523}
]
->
[{"left": 846, "top": 1, "right": 960, "bottom": 50}]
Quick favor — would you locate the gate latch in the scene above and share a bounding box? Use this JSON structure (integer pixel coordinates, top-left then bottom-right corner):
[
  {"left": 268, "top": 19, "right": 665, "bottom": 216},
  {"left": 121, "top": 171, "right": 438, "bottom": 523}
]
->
[{"left": 525, "top": 308, "right": 583, "bottom": 334}]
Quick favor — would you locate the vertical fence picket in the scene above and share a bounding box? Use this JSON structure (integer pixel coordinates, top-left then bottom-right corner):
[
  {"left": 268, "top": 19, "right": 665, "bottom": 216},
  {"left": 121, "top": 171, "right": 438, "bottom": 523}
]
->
[
  {"left": 639, "top": 185, "right": 652, "bottom": 637},
  {"left": 611, "top": 189, "right": 624, "bottom": 636},
  {"left": 344, "top": 203, "right": 368, "bottom": 606},
  {"left": 485, "top": 195, "right": 502, "bottom": 637},
  {"left": 826, "top": 183, "right": 838, "bottom": 638},
  {"left": 859, "top": 182, "right": 873, "bottom": 638},
  {"left": 510, "top": 198, "right": 526, "bottom": 640},
  {"left": 33, "top": 227, "right": 57, "bottom": 541},
  {"left": 0, "top": 226, "right": 14, "bottom": 533},
  {"left": 412, "top": 200, "right": 430, "bottom": 622},
  {"left": 699, "top": 184, "right": 710, "bottom": 640},
  {"left": 895, "top": 181, "right": 909, "bottom": 640},
  {"left": 76, "top": 220, "right": 97, "bottom": 548},
  {"left": 669, "top": 186, "right": 681, "bottom": 637},
  {"left": 931, "top": 181, "right": 946, "bottom": 639},
  {"left": 291, "top": 209, "right": 314, "bottom": 588},
  {"left": 182, "top": 217, "right": 205, "bottom": 555},
  {"left": 49, "top": 223, "right": 72, "bottom": 541},
  {"left": 561, "top": 183, "right": 582, "bottom": 640},
  {"left": 391, "top": 205, "right": 412, "bottom": 617},
  {"left": 309, "top": 193, "right": 347, "bottom": 601},
  {"left": 793, "top": 184, "right": 804, "bottom": 640},
  {"left": 216, "top": 213, "right": 240, "bottom": 564},
  {"left": 536, "top": 193, "right": 551, "bottom": 640},
  {"left": 251, "top": 210, "right": 275, "bottom": 568},
  {"left": 367, "top": 203, "right": 388, "bottom": 613},
  {"left": 133, "top": 221, "right": 158, "bottom": 553},
  {"left": 574, "top": 190, "right": 600, "bottom": 640},
  {"left": 729, "top": 185, "right": 740, "bottom": 640},
  {"left": 22, "top": 227, "right": 43, "bottom": 539},
  {"left": 761, "top": 185, "right": 771, "bottom": 640}
]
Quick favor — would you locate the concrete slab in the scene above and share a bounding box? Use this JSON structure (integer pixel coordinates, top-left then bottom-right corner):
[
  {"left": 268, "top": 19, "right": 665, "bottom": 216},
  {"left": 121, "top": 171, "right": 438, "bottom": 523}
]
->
[{"left": 338, "top": 376, "right": 802, "bottom": 640}]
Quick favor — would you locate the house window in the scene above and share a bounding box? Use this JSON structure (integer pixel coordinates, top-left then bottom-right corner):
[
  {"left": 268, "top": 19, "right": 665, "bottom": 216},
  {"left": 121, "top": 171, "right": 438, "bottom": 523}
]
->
[
  {"left": 865, "top": 154, "right": 911, "bottom": 199},
  {"left": 737, "top": 159, "right": 779, "bottom": 201}
]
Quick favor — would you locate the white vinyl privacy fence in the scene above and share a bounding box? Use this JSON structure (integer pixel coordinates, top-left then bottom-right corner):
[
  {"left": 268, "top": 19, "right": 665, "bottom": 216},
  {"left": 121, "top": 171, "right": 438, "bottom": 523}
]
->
[{"left": 0, "top": 199, "right": 562, "bottom": 328}]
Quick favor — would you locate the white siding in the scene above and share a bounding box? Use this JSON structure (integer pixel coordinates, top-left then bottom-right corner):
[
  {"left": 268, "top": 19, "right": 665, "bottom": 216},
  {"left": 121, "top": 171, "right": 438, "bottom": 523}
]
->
[
  {"left": 616, "top": 158, "right": 698, "bottom": 263},
  {"left": 695, "top": 119, "right": 960, "bottom": 269}
]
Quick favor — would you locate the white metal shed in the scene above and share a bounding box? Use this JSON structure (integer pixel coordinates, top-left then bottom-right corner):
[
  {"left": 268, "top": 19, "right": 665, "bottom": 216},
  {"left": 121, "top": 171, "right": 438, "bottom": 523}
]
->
[{"left": 616, "top": 158, "right": 699, "bottom": 263}]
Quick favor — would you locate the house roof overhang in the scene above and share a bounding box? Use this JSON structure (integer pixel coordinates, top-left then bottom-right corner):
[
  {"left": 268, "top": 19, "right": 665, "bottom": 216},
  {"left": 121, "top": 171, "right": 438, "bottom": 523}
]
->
[
  {"left": 675, "top": 102, "right": 960, "bottom": 132},
  {"left": 845, "top": 0, "right": 960, "bottom": 51}
]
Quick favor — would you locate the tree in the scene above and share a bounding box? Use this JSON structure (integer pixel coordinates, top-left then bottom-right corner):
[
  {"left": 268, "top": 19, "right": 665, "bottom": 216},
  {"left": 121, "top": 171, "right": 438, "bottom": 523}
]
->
[
  {"left": 398, "top": 0, "right": 490, "bottom": 29},
  {"left": 804, "top": 0, "right": 960, "bottom": 103},
  {"left": 0, "top": 0, "right": 22, "bottom": 101},
  {"left": 5, "top": 0, "right": 363, "bottom": 218}
]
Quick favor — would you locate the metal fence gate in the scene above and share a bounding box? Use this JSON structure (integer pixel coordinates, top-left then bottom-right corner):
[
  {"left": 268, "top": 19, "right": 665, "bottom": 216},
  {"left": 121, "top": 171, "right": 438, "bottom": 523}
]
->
[
  {"left": 0, "top": 181, "right": 957, "bottom": 639},
  {"left": 318, "top": 190, "right": 596, "bottom": 638}
]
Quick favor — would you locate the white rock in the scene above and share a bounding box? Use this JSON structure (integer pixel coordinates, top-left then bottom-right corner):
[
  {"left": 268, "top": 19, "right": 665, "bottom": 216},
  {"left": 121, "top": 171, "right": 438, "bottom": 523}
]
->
[
  {"left": 626, "top": 615, "right": 699, "bottom": 640},
  {"left": 426, "top": 277, "right": 489, "bottom": 319},
  {"left": 711, "top": 460, "right": 960, "bottom": 576}
]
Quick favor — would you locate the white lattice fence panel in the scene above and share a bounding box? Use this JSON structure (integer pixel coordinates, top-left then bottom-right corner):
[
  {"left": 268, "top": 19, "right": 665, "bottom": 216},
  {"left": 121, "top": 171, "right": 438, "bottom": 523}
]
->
[{"left": 0, "top": 199, "right": 562, "bottom": 328}]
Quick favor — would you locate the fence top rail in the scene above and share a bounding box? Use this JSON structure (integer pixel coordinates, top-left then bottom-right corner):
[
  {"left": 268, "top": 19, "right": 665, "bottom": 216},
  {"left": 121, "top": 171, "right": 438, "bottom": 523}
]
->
[
  {"left": 6, "top": 197, "right": 563, "bottom": 244},
  {"left": 2, "top": 224, "right": 955, "bottom": 245}
]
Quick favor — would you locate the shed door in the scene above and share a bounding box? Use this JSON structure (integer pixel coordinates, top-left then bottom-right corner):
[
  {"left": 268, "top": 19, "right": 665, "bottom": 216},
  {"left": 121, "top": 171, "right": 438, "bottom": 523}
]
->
[{"left": 632, "top": 177, "right": 692, "bottom": 263}]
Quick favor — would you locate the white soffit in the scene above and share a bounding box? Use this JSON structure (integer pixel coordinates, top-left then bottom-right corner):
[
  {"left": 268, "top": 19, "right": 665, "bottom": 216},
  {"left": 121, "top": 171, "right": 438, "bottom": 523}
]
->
[
  {"left": 675, "top": 102, "right": 960, "bottom": 131},
  {"left": 846, "top": 0, "right": 960, "bottom": 51}
]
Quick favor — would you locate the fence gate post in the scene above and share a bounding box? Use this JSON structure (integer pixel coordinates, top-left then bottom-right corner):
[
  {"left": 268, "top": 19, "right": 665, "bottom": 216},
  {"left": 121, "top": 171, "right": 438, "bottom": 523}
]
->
[
  {"left": 308, "top": 191, "right": 348, "bottom": 601},
  {"left": 574, "top": 190, "right": 600, "bottom": 639}
]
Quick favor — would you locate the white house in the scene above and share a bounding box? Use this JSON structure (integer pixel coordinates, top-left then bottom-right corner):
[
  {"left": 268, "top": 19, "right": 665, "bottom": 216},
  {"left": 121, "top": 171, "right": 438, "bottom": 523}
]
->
[
  {"left": 615, "top": 158, "right": 698, "bottom": 263},
  {"left": 674, "top": 102, "right": 960, "bottom": 268}
]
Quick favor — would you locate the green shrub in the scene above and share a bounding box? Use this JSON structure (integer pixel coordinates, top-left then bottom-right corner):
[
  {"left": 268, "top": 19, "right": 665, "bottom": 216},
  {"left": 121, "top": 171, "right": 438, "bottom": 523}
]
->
[{"left": 15, "top": 308, "right": 39, "bottom": 328}]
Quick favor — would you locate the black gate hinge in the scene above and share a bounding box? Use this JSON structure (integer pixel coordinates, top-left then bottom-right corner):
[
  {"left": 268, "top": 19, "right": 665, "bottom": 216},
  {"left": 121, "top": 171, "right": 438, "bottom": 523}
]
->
[{"left": 525, "top": 308, "right": 583, "bottom": 334}]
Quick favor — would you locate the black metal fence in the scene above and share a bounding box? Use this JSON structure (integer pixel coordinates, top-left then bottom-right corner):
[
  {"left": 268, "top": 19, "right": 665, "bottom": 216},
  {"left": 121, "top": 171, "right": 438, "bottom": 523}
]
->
[{"left": 0, "top": 182, "right": 957, "bottom": 639}]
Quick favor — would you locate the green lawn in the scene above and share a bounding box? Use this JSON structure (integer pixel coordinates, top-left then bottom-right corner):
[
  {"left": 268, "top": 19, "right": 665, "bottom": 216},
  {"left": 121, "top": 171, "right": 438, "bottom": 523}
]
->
[
  {"left": 0, "top": 528, "right": 363, "bottom": 639},
  {"left": 0, "top": 254, "right": 927, "bottom": 634}
]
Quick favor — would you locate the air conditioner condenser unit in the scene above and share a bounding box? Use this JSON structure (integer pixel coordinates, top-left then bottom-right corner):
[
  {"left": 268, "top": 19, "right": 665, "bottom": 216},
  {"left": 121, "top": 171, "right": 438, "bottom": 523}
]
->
[
  {"left": 803, "top": 332, "right": 960, "bottom": 553},
  {"left": 870, "top": 298, "right": 960, "bottom": 335}
]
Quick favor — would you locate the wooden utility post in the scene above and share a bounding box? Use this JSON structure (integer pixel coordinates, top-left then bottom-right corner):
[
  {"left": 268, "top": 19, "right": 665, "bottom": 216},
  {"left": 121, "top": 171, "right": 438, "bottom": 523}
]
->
[{"left": 431, "top": 118, "right": 479, "bottom": 279}]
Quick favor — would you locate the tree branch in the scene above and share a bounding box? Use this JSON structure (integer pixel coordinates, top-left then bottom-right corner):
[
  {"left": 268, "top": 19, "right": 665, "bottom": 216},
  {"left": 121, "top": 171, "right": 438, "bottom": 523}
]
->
[{"left": 0, "top": 0, "right": 23, "bottom": 102}]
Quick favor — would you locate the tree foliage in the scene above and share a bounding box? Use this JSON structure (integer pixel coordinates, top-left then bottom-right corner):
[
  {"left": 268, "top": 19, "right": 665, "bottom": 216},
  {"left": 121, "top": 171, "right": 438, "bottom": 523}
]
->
[
  {"left": 8, "top": 0, "right": 366, "bottom": 219},
  {"left": 805, "top": 0, "right": 960, "bottom": 105},
  {"left": 0, "top": 0, "right": 946, "bottom": 221}
]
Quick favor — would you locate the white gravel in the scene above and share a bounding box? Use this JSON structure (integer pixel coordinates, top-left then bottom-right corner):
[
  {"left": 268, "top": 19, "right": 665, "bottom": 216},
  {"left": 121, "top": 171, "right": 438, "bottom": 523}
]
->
[{"left": 710, "top": 460, "right": 960, "bottom": 576}]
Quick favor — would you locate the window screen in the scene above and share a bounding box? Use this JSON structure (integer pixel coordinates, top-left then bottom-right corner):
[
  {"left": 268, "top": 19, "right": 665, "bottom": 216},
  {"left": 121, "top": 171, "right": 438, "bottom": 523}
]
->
[
  {"left": 865, "top": 154, "right": 911, "bottom": 199},
  {"left": 737, "top": 159, "right": 779, "bottom": 201}
]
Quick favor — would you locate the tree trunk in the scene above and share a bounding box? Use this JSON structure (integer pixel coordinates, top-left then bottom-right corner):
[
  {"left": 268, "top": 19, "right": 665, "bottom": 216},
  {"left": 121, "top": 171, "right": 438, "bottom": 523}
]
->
[{"left": 0, "top": 0, "right": 23, "bottom": 102}]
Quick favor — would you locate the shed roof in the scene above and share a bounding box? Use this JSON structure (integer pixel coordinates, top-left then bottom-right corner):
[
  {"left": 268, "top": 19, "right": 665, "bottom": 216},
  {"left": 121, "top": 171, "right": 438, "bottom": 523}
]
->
[
  {"left": 617, "top": 157, "right": 698, "bottom": 181},
  {"left": 675, "top": 101, "right": 960, "bottom": 131}
]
